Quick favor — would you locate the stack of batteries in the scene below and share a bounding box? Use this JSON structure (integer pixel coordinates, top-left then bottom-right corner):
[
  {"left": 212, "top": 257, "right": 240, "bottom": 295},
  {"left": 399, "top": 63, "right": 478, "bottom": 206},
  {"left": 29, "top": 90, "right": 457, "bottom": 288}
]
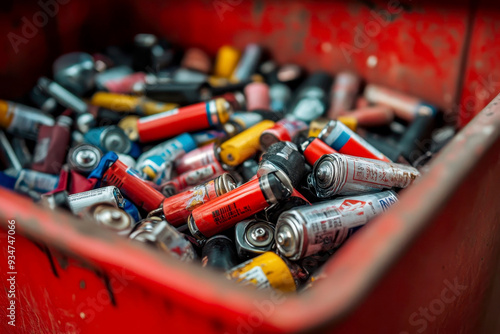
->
[{"left": 0, "top": 34, "right": 456, "bottom": 293}]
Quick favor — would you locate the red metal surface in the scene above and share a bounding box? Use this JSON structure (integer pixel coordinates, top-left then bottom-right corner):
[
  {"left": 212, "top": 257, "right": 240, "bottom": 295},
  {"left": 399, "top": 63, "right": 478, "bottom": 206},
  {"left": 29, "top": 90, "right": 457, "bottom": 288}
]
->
[{"left": 457, "top": 1, "right": 500, "bottom": 127}]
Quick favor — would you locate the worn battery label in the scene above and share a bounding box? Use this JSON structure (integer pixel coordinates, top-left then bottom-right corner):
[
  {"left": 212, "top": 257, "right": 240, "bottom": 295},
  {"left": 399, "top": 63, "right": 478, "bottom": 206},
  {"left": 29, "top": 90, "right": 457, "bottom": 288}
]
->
[
  {"left": 15, "top": 169, "right": 58, "bottom": 193},
  {"left": 292, "top": 191, "right": 398, "bottom": 257},
  {"left": 237, "top": 266, "right": 271, "bottom": 290},
  {"left": 68, "top": 186, "right": 123, "bottom": 214},
  {"left": 8, "top": 104, "right": 51, "bottom": 139}
]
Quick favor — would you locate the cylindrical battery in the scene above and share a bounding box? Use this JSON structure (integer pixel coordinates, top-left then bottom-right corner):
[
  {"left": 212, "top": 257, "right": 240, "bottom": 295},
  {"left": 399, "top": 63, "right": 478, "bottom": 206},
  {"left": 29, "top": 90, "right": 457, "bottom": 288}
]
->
[
  {"left": 175, "top": 142, "right": 219, "bottom": 174},
  {"left": 102, "top": 160, "right": 165, "bottom": 212},
  {"left": 312, "top": 153, "right": 420, "bottom": 198},
  {"left": 226, "top": 252, "right": 298, "bottom": 293},
  {"left": 275, "top": 191, "right": 398, "bottom": 260},
  {"left": 218, "top": 120, "right": 275, "bottom": 167},
  {"left": 232, "top": 44, "right": 262, "bottom": 82},
  {"left": 364, "top": 84, "right": 436, "bottom": 122},
  {"left": 182, "top": 48, "right": 212, "bottom": 74},
  {"left": 137, "top": 98, "right": 232, "bottom": 142},
  {"left": 202, "top": 235, "right": 240, "bottom": 271},
  {"left": 84, "top": 125, "right": 134, "bottom": 156},
  {"left": 91, "top": 92, "right": 178, "bottom": 115},
  {"left": 130, "top": 219, "right": 196, "bottom": 262},
  {"left": 187, "top": 170, "right": 292, "bottom": 240},
  {"left": 0, "top": 100, "right": 54, "bottom": 140},
  {"left": 81, "top": 203, "right": 134, "bottom": 236},
  {"left": 161, "top": 173, "right": 236, "bottom": 227},
  {"left": 327, "top": 71, "right": 361, "bottom": 119},
  {"left": 38, "top": 77, "right": 88, "bottom": 114},
  {"left": 32, "top": 115, "right": 72, "bottom": 175},
  {"left": 244, "top": 82, "right": 270, "bottom": 111},
  {"left": 67, "top": 144, "right": 103, "bottom": 175},
  {"left": 340, "top": 105, "right": 394, "bottom": 128},
  {"left": 259, "top": 119, "right": 308, "bottom": 150},
  {"left": 214, "top": 45, "right": 241, "bottom": 79},
  {"left": 68, "top": 186, "right": 125, "bottom": 215},
  {"left": 301, "top": 138, "right": 338, "bottom": 165},
  {"left": 14, "top": 169, "right": 59, "bottom": 194},
  {"left": 162, "top": 161, "right": 226, "bottom": 194},
  {"left": 318, "top": 120, "right": 391, "bottom": 162}
]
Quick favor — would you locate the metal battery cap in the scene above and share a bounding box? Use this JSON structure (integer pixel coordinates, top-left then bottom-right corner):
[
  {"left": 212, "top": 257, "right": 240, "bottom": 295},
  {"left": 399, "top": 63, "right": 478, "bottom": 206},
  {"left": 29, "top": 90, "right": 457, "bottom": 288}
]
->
[
  {"left": 315, "top": 159, "right": 334, "bottom": 189},
  {"left": 215, "top": 173, "right": 237, "bottom": 195},
  {"left": 69, "top": 144, "right": 103, "bottom": 173},
  {"left": 245, "top": 221, "right": 274, "bottom": 248},
  {"left": 101, "top": 125, "right": 131, "bottom": 154},
  {"left": 93, "top": 205, "right": 132, "bottom": 231},
  {"left": 275, "top": 216, "right": 302, "bottom": 258}
]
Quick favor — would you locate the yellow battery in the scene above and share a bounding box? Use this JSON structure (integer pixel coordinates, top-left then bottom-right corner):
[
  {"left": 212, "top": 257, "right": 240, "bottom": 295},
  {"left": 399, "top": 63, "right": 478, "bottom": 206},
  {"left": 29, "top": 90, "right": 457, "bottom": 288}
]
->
[
  {"left": 214, "top": 45, "right": 241, "bottom": 79},
  {"left": 91, "top": 92, "right": 178, "bottom": 115},
  {"left": 218, "top": 120, "right": 274, "bottom": 167},
  {"left": 118, "top": 115, "right": 140, "bottom": 141},
  {"left": 227, "top": 252, "right": 296, "bottom": 293},
  {"left": 337, "top": 116, "right": 358, "bottom": 132},
  {"left": 0, "top": 100, "right": 14, "bottom": 129},
  {"left": 308, "top": 117, "right": 330, "bottom": 138}
]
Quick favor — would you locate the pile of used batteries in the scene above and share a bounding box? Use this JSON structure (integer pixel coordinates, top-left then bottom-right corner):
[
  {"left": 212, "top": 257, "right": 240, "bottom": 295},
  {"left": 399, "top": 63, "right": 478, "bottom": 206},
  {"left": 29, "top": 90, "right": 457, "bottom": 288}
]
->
[{"left": 0, "top": 34, "right": 456, "bottom": 293}]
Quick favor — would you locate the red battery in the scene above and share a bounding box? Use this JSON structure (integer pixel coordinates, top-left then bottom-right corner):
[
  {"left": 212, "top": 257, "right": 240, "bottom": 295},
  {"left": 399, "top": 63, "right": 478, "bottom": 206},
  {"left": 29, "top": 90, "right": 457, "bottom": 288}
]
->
[
  {"left": 102, "top": 159, "right": 165, "bottom": 212},
  {"left": 188, "top": 171, "right": 292, "bottom": 240},
  {"left": 175, "top": 142, "right": 218, "bottom": 174},
  {"left": 301, "top": 138, "right": 338, "bottom": 165},
  {"left": 259, "top": 119, "right": 308, "bottom": 150},
  {"left": 161, "top": 173, "right": 236, "bottom": 227},
  {"left": 163, "top": 161, "right": 226, "bottom": 195},
  {"left": 137, "top": 98, "right": 231, "bottom": 142}
]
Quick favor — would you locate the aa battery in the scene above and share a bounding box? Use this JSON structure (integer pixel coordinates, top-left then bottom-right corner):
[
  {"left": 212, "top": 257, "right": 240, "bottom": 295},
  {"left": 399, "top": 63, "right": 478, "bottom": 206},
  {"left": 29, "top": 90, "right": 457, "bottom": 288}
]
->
[
  {"left": 364, "top": 84, "right": 436, "bottom": 122},
  {"left": 84, "top": 125, "right": 135, "bottom": 156},
  {"left": 327, "top": 71, "right": 361, "bottom": 119},
  {"left": 226, "top": 252, "right": 300, "bottom": 293},
  {"left": 258, "top": 141, "right": 306, "bottom": 189},
  {"left": 81, "top": 203, "right": 134, "bottom": 236},
  {"left": 244, "top": 82, "right": 270, "bottom": 111},
  {"left": 137, "top": 98, "right": 232, "bottom": 143},
  {"left": 312, "top": 153, "right": 420, "bottom": 198},
  {"left": 68, "top": 186, "right": 125, "bottom": 215},
  {"left": 259, "top": 119, "right": 308, "bottom": 150},
  {"left": 318, "top": 120, "right": 391, "bottom": 162},
  {"left": 53, "top": 52, "right": 95, "bottom": 96},
  {"left": 38, "top": 77, "right": 88, "bottom": 114},
  {"left": 162, "top": 161, "right": 226, "bottom": 195},
  {"left": 175, "top": 142, "right": 219, "bottom": 174},
  {"left": 218, "top": 120, "right": 275, "bottom": 167},
  {"left": 214, "top": 45, "right": 241, "bottom": 79},
  {"left": 161, "top": 173, "right": 236, "bottom": 227},
  {"left": 137, "top": 133, "right": 197, "bottom": 180},
  {"left": 232, "top": 44, "right": 262, "bottom": 82},
  {"left": 130, "top": 219, "right": 196, "bottom": 262},
  {"left": 102, "top": 159, "right": 165, "bottom": 212},
  {"left": 32, "top": 115, "right": 72, "bottom": 175},
  {"left": 201, "top": 235, "right": 240, "bottom": 271},
  {"left": 288, "top": 72, "right": 332, "bottom": 123},
  {"left": 235, "top": 219, "right": 275, "bottom": 259},
  {"left": 0, "top": 100, "right": 54, "bottom": 140},
  {"left": 269, "top": 83, "right": 292, "bottom": 112},
  {"left": 187, "top": 170, "right": 293, "bottom": 240},
  {"left": 14, "top": 169, "right": 59, "bottom": 194},
  {"left": 0, "top": 131, "right": 22, "bottom": 171},
  {"left": 300, "top": 137, "right": 337, "bottom": 166},
  {"left": 341, "top": 105, "right": 395, "bottom": 128},
  {"left": 275, "top": 191, "right": 398, "bottom": 260},
  {"left": 91, "top": 92, "right": 178, "bottom": 116},
  {"left": 67, "top": 144, "right": 103, "bottom": 175}
]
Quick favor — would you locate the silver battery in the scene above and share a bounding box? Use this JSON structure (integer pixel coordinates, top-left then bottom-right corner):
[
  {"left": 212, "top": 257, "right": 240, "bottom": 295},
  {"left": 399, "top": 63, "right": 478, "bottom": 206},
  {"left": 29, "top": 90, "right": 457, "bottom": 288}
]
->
[
  {"left": 130, "top": 218, "right": 196, "bottom": 262},
  {"left": 38, "top": 77, "right": 88, "bottom": 114},
  {"left": 82, "top": 203, "right": 134, "bottom": 236},
  {"left": 312, "top": 153, "right": 420, "bottom": 198},
  {"left": 68, "top": 186, "right": 125, "bottom": 215},
  {"left": 275, "top": 191, "right": 398, "bottom": 260}
]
